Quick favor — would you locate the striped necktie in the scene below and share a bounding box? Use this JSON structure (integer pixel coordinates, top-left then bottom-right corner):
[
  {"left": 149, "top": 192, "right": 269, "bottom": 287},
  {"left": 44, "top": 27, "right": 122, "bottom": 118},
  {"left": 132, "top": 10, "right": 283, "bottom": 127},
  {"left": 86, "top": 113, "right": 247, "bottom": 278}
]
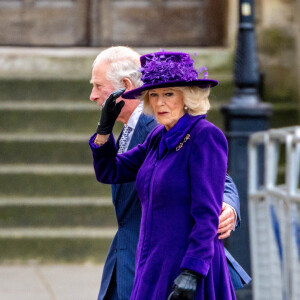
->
[{"left": 118, "top": 125, "right": 133, "bottom": 154}]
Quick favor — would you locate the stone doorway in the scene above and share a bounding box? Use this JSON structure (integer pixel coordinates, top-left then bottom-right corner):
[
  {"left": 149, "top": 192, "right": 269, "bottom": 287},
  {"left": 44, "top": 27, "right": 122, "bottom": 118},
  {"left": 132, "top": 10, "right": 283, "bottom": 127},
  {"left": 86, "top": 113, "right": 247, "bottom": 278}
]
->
[{"left": 0, "top": 0, "right": 227, "bottom": 46}]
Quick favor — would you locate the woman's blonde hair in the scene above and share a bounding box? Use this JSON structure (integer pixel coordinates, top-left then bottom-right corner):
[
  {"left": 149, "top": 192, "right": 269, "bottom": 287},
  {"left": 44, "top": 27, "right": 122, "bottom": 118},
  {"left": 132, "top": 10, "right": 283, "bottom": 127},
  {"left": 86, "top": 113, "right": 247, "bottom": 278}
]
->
[{"left": 142, "top": 86, "right": 210, "bottom": 116}]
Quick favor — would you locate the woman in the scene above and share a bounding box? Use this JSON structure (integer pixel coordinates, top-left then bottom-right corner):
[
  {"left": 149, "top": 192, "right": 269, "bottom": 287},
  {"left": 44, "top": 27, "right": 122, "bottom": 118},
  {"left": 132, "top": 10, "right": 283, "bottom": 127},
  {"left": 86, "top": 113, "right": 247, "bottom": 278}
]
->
[{"left": 89, "top": 51, "right": 236, "bottom": 300}]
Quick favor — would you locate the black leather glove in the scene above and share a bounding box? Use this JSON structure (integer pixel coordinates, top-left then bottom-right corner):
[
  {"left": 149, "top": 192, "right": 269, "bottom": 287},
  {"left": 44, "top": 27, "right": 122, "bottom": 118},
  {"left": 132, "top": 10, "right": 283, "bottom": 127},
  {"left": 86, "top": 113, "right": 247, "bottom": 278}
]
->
[
  {"left": 168, "top": 269, "right": 201, "bottom": 300},
  {"left": 96, "top": 88, "right": 125, "bottom": 135}
]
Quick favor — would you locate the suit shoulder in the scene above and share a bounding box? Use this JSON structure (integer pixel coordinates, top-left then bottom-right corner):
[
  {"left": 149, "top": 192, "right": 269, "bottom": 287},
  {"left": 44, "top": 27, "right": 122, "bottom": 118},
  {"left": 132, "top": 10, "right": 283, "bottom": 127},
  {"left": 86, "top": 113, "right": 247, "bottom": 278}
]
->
[
  {"left": 136, "top": 114, "right": 156, "bottom": 133},
  {"left": 139, "top": 113, "right": 156, "bottom": 125}
]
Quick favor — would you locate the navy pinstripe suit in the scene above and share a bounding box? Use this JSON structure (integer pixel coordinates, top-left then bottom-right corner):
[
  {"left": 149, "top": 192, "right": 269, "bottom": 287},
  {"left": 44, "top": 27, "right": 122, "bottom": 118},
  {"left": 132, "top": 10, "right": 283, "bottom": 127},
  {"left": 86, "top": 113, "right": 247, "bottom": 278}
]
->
[{"left": 98, "top": 114, "right": 157, "bottom": 300}]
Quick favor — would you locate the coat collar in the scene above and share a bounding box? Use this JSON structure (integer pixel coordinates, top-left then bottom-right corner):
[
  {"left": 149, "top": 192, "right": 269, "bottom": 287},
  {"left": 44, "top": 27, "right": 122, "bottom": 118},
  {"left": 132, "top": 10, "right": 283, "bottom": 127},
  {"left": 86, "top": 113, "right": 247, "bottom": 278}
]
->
[{"left": 158, "top": 114, "right": 206, "bottom": 157}]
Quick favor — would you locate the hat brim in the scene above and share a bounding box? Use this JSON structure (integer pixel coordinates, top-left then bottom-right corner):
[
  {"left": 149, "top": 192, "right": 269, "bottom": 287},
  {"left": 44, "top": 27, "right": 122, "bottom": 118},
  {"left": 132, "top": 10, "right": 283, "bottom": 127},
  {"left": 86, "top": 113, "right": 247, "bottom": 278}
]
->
[{"left": 122, "top": 79, "right": 218, "bottom": 99}]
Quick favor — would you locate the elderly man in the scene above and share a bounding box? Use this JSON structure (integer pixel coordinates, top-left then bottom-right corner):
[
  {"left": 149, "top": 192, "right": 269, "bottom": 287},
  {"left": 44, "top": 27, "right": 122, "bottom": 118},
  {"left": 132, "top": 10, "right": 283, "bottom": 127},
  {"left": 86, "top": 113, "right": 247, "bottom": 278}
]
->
[{"left": 89, "top": 46, "right": 248, "bottom": 300}]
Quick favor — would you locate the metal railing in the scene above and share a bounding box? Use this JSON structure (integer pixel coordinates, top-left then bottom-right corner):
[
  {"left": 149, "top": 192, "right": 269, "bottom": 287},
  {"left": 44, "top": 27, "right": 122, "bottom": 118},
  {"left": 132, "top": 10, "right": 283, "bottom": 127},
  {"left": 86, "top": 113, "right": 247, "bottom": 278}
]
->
[{"left": 248, "top": 126, "right": 300, "bottom": 300}]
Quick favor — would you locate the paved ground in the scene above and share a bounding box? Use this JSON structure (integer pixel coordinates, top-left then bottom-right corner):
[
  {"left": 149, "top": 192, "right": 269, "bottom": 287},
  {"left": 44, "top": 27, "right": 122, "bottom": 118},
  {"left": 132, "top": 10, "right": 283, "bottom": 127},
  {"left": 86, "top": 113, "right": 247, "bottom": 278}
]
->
[{"left": 0, "top": 264, "right": 103, "bottom": 300}]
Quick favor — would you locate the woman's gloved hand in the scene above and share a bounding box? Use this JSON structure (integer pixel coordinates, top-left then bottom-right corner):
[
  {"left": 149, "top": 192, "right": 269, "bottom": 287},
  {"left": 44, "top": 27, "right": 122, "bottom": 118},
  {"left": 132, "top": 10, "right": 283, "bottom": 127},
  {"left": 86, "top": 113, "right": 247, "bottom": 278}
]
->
[
  {"left": 168, "top": 269, "right": 201, "bottom": 300},
  {"left": 96, "top": 88, "right": 126, "bottom": 135}
]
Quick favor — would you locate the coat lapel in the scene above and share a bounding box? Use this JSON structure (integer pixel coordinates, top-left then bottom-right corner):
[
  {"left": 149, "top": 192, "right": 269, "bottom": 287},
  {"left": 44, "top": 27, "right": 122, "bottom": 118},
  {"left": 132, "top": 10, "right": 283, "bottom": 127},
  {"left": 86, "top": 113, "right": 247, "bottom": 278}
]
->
[{"left": 158, "top": 114, "right": 206, "bottom": 158}]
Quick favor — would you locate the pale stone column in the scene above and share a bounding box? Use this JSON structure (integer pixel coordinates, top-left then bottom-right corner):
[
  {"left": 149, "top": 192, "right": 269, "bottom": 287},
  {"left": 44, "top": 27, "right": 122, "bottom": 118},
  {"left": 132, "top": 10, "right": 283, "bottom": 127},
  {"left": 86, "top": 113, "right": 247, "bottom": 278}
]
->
[
  {"left": 295, "top": 0, "right": 300, "bottom": 111},
  {"left": 226, "top": 0, "right": 238, "bottom": 48}
]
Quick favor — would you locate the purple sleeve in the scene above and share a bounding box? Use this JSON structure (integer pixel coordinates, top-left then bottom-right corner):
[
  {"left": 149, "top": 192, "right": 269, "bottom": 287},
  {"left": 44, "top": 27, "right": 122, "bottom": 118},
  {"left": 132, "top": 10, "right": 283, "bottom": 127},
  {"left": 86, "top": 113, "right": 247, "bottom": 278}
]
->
[
  {"left": 89, "top": 133, "right": 148, "bottom": 184},
  {"left": 180, "top": 125, "right": 228, "bottom": 276}
]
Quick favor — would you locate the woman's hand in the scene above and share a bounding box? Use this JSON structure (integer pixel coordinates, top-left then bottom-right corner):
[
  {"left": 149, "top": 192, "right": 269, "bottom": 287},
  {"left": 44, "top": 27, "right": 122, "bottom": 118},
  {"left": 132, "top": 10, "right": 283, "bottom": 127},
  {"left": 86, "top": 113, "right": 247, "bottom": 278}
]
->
[
  {"left": 168, "top": 269, "right": 201, "bottom": 300},
  {"left": 96, "top": 88, "right": 125, "bottom": 135}
]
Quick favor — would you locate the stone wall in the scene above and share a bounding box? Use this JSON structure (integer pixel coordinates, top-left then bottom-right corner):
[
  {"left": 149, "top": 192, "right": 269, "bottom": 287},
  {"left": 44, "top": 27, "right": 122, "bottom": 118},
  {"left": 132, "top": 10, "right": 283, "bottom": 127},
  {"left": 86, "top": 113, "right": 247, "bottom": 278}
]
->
[
  {"left": 0, "top": 0, "right": 229, "bottom": 47},
  {"left": 0, "top": 0, "right": 89, "bottom": 46}
]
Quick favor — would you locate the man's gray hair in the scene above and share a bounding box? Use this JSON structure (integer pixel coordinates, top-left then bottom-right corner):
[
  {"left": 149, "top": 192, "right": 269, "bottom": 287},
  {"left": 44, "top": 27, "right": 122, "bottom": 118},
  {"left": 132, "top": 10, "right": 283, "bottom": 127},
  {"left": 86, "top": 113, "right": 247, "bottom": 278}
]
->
[{"left": 93, "top": 46, "right": 142, "bottom": 89}]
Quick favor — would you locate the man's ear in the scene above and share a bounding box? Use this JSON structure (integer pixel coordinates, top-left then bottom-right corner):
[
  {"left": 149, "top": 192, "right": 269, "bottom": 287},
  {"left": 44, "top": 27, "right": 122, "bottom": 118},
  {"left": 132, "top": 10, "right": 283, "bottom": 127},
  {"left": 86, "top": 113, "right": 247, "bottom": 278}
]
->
[{"left": 121, "top": 77, "right": 134, "bottom": 92}]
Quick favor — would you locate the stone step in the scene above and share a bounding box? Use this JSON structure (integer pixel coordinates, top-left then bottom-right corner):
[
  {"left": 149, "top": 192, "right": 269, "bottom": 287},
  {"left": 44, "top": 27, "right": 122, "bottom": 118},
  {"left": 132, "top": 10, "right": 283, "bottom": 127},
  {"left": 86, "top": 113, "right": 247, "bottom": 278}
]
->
[
  {"left": 0, "top": 134, "right": 92, "bottom": 164},
  {"left": 0, "top": 196, "right": 112, "bottom": 206},
  {"left": 0, "top": 47, "right": 233, "bottom": 80},
  {"left": 0, "top": 79, "right": 92, "bottom": 101},
  {"left": 0, "top": 109, "right": 124, "bottom": 134},
  {"left": 0, "top": 165, "right": 111, "bottom": 197},
  {"left": 0, "top": 100, "right": 95, "bottom": 110},
  {"left": 0, "top": 237, "right": 112, "bottom": 263},
  {"left": 0, "top": 201, "right": 116, "bottom": 228},
  {"left": 0, "top": 227, "right": 116, "bottom": 239},
  {"left": 0, "top": 129, "right": 127, "bottom": 164},
  {"left": 0, "top": 105, "right": 227, "bottom": 135},
  {"left": 0, "top": 133, "right": 88, "bottom": 142},
  {"left": 0, "top": 164, "right": 94, "bottom": 174},
  {"left": 0, "top": 77, "right": 234, "bottom": 102},
  {"left": 0, "top": 108, "right": 98, "bottom": 133}
]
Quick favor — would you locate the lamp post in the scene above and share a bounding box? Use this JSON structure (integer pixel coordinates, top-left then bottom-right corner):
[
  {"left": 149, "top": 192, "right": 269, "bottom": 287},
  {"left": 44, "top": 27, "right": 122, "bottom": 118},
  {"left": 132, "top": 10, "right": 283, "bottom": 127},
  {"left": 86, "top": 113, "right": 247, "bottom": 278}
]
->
[{"left": 221, "top": 1, "right": 272, "bottom": 299}]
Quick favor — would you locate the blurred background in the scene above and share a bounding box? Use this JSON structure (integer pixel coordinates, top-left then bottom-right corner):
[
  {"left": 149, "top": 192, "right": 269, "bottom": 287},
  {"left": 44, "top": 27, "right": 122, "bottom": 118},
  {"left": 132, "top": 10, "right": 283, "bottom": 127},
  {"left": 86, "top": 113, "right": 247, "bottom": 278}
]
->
[{"left": 0, "top": 0, "right": 299, "bottom": 299}]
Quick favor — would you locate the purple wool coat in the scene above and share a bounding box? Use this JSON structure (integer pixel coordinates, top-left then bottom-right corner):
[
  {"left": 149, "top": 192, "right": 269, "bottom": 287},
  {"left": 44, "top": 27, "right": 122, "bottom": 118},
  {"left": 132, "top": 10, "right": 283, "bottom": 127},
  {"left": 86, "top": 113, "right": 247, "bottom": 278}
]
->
[{"left": 89, "top": 114, "right": 236, "bottom": 300}]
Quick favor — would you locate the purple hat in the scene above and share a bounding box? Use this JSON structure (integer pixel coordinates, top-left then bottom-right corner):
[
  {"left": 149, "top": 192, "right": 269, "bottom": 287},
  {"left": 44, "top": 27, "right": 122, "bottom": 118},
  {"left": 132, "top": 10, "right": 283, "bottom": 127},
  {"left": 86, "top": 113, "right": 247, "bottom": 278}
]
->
[{"left": 122, "top": 51, "right": 218, "bottom": 99}]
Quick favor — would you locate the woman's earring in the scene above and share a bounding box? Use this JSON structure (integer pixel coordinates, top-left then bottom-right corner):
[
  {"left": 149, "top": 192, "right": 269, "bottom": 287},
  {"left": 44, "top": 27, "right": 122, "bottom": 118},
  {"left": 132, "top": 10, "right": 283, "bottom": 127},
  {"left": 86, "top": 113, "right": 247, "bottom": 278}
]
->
[{"left": 184, "top": 106, "right": 188, "bottom": 110}]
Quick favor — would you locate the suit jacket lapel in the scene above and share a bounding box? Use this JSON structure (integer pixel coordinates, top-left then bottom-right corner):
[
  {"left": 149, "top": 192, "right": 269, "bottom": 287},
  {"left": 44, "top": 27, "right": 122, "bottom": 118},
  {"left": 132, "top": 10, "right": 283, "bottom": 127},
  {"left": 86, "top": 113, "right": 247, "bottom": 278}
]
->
[
  {"left": 113, "top": 114, "right": 157, "bottom": 201},
  {"left": 128, "top": 114, "right": 153, "bottom": 150},
  {"left": 112, "top": 127, "right": 124, "bottom": 202}
]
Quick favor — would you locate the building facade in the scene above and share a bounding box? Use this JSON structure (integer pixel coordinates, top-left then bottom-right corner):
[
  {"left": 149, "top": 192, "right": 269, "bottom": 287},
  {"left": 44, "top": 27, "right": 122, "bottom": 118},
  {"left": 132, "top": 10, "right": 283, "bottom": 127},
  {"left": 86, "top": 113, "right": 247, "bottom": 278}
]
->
[{"left": 0, "top": 0, "right": 229, "bottom": 47}]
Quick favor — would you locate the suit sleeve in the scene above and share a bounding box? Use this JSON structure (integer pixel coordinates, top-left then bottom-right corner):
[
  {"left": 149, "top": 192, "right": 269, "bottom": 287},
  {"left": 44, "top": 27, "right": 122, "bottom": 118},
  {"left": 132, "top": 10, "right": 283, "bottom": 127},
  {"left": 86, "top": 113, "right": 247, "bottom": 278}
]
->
[
  {"left": 180, "top": 125, "right": 228, "bottom": 276},
  {"left": 224, "top": 174, "right": 241, "bottom": 228}
]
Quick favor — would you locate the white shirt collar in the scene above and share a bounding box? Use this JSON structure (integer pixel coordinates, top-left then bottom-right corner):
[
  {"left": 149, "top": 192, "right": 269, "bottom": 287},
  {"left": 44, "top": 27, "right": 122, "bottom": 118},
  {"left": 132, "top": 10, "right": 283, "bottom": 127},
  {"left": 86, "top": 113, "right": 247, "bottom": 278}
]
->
[{"left": 126, "top": 102, "right": 144, "bottom": 130}]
